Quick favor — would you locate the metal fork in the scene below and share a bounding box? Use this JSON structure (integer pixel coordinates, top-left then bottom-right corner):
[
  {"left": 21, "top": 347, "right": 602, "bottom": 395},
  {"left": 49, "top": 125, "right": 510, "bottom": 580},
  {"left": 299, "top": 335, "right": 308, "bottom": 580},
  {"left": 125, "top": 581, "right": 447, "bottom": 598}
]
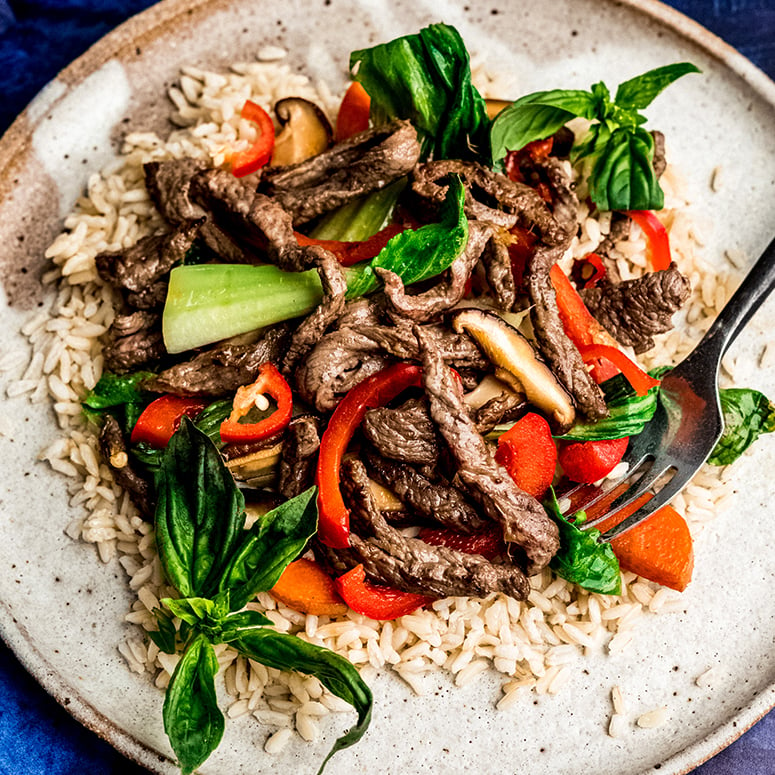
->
[{"left": 575, "top": 233, "right": 775, "bottom": 541}]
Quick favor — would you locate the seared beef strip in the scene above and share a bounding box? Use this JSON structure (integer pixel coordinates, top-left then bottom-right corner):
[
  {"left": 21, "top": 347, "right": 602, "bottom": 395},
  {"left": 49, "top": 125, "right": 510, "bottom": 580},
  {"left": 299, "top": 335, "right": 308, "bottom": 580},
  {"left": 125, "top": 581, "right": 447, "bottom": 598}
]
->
[
  {"left": 362, "top": 397, "right": 439, "bottom": 465},
  {"left": 126, "top": 281, "right": 169, "bottom": 311},
  {"left": 377, "top": 221, "right": 493, "bottom": 322},
  {"left": 295, "top": 321, "right": 488, "bottom": 413},
  {"left": 95, "top": 220, "right": 201, "bottom": 294},
  {"left": 277, "top": 415, "right": 320, "bottom": 500},
  {"left": 481, "top": 232, "right": 517, "bottom": 311},
  {"left": 363, "top": 449, "right": 486, "bottom": 533},
  {"left": 581, "top": 262, "right": 690, "bottom": 354},
  {"left": 472, "top": 390, "right": 526, "bottom": 435},
  {"left": 526, "top": 243, "right": 608, "bottom": 420},
  {"left": 260, "top": 120, "right": 421, "bottom": 225},
  {"left": 343, "top": 459, "right": 530, "bottom": 600},
  {"left": 410, "top": 160, "right": 565, "bottom": 244},
  {"left": 144, "top": 325, "right": 290, "bottom": 396},
  {"left": 103, "top": 310, "right": 166, "bottom": 373},
  {"left": 415, "top": 326, "right": 560, "bottom": 572},
  {"left": 99, "top": 414, "right": 154, "bottom": 518}
]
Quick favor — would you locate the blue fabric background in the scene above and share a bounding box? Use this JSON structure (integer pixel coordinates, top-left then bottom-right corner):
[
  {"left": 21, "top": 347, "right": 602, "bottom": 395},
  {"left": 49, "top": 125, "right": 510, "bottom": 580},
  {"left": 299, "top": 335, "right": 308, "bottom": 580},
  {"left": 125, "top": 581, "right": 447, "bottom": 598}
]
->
[{"left": 0, "top": 1, "right": 773, "bottom": 773}]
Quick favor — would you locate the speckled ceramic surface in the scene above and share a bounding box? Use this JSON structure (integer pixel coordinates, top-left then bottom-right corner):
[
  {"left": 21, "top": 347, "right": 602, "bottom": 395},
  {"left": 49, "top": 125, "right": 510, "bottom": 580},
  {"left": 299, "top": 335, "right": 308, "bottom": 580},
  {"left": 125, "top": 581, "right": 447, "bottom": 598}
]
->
[{"left": 0, "top": 1, "right": 774, "bottom": 773}]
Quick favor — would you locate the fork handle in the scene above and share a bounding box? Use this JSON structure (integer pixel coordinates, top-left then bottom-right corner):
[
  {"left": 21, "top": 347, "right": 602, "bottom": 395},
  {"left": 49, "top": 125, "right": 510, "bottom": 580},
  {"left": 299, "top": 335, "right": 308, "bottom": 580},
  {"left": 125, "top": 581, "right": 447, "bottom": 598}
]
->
[{"left": 694, "top": 233, "right": 775, "bottom": 363}]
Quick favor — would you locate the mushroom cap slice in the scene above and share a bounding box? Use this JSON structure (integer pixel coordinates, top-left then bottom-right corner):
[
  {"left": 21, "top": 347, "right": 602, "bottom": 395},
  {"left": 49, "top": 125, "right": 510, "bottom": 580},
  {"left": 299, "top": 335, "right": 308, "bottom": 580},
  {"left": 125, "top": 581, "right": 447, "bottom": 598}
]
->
[
  {"left": 452, "top": 307, "right": 576, "bottom": 431},
  {"left": 270, "top": 97, "right": 333, "bottom": 167}
]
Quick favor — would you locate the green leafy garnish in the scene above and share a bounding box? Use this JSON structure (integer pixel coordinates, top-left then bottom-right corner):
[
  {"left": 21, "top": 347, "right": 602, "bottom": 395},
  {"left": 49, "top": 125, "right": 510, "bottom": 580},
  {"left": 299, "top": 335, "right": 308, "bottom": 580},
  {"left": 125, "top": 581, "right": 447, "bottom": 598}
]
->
[
  {"left": 544, "top": 490, "right": 621, "bottom": 595},
  {"left": 82, "top": 370, "right": 155, "bottom": 432},
  {"left": 153, "top": 419, "right": 372, "bottom": 773},
  {"left": 350, "top": 22, "right": 490, "bottom": 162},
  {"left": 708, "top": 387, "right": 775, "bottom": 465},
  {"left": 490, "top": 63, "right": 700, "bottom": 210}
]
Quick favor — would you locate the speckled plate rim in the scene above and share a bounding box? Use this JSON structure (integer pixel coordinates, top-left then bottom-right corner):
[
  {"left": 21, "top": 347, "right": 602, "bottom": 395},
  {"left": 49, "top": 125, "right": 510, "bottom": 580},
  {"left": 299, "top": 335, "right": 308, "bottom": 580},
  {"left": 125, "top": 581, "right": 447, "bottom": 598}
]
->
[{"left": 0, "top": 1, "right": 774, "bottom": 773}]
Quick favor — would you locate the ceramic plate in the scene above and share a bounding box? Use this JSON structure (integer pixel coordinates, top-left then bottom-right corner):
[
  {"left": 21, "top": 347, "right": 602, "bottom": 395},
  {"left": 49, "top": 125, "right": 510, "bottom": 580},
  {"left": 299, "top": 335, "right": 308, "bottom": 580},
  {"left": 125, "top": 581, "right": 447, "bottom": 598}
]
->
[{"left": 1, "top": 1, "right": 774, "bottom": 773}]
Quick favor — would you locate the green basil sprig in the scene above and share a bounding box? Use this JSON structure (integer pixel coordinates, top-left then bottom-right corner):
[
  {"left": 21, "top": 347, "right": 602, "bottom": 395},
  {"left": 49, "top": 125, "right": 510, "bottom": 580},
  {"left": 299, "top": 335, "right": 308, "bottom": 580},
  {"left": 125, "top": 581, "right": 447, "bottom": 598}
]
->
[
  {"left": 544, "top": 490, "right": 621, "bottom": 595},
  {"left": 709, "top": 387, "right": 775, "bottom": 466},
  {"left": 490, "top": 63, "right": 700, "bottom": 210},
  {"left": 151, "top": 418, "right": 373, "bottom": 774}
]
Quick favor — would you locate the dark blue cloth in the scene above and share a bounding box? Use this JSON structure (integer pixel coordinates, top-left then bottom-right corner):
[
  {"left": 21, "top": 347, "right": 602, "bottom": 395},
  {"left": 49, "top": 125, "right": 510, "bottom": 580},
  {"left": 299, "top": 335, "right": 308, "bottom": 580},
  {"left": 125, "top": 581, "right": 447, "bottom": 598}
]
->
[{"left": 0, "top": 1, "right": 774, "bottom": 773}]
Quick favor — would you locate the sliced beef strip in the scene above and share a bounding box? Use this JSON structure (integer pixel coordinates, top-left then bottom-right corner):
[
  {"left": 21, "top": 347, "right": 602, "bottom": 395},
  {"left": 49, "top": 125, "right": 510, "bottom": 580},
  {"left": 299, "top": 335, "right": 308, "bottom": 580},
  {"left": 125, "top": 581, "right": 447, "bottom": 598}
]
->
[
  {"left": 472, "top": 390, "right": 526, "bottom": 435},
  {"left": 581, "top": 262, "right": 691, "bottom": 354},
  {"left": 362, "top": 397, "right": 439, "bottom": 466},
  {"left": 415, "top": 326, "right": 560, "bottom": 572},
  {"left": 481, "top": 232, "right": 517, "bottom": 311},
  {"left": 652, "top": 130, "right": 667, "bottom": 179},
  {"left": 145, "top": 158, "right": 248, "bottom": 263},
  {"left": 99, "top": 414, "right": 154, "bottom": 518},
  {"left": 295, "top": 321, "right": 488, "bottom": 413},
  {"left": 144, "top": 324, "right": 290, "bottom": 396},
  {"left": 342, "top": 459, "right": 530, "bottom": 600},
  {"left": 525, "top": 242, "right": 608, "bottom": 421},
  {"left": 410, "top": 160, "right": 566, "bottom": 244},
  {"left": 277, "top": 415, "right": 320, "bottom": 500},
  {"left": 377, "top": 221, "right": 493, "bottom": 322},
  {"left": 126, "top": 280, "right": 169, "bottom": 311},
  {"left": 260, "top": 119, "right": 421, "bottom": 226},
  {"left": 103, "top": 310, "right": 166, "bottom": 373},
  {"left": 281, "top": 247, "right": 347, "bottom": 375},
  {"left": 95, "top": 220, "right": 202, "bottom": 294},
  {"left": 363, "top": 449, "right": 486, "bottom": 534}
]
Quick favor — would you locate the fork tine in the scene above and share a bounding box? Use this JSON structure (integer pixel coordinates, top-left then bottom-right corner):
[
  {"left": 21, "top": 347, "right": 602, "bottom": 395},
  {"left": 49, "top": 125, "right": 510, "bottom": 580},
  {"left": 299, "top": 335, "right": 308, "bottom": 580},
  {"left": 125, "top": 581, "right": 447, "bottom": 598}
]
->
[
  {"left": 596, "top": 457, "right": 674, "bottom": 520},
  {"left": 599, "top": 470, "right": 689, "bottom": 542}
]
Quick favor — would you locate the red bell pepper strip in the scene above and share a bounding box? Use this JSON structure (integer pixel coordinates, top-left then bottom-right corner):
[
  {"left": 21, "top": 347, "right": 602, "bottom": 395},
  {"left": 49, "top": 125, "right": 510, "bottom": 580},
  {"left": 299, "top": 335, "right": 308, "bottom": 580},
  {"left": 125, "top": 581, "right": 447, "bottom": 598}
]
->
[
  {"left": 335, "top": 81, "right": 371, "bottom": 141},
  {"left": 230, "top": 100, "right": 276, "bottom": 178},
  {"left": 577, "top": 344, "right": 661, "bottom": 396},
  {"left": 219, "top": 363, "right": 293, "bottom": 444},
  {"left": 494, "top": 412, "right": 557, "bottom": 500},
  {"left": 626, "top": 210, "right": 671, "bottom": 271},
  {"left": 294, "top": 223, "right": 404, "bottom": 267},
  {"left": 130, "top": 395, "right": 209, "bottom": 448},
  {"left": 316, "top": 362, "right": 422, "bottom": 548},
  {"left": 558, "top": 436, "right": 629, "bottom": 484},
  {"left": 418, "top": 526, "right": 505, "bottom": 561},
  {"left": 334, "top": 564, "right": 433, "bottom": 620}
]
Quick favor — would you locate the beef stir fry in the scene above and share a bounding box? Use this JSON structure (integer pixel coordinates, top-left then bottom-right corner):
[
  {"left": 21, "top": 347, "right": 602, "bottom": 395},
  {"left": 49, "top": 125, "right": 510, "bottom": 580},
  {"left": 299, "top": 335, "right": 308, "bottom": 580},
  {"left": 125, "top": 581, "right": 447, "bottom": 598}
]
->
[{"left": 92, "top": 106, "right": 691, "bottom": 607}]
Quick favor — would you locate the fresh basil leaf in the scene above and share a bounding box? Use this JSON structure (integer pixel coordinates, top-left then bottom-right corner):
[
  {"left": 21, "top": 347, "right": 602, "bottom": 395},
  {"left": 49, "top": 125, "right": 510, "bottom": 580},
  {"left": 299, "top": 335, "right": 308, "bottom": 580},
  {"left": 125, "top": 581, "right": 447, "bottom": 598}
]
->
[
  {"left": 544, "top": 490, "right": 621, "bottom": 595},
  {"left": 163, "top": 596, "right": 218, "bottom": 627},
  {"left": 345, "top": 175, "right": 468, "bottom": 299},
  {"left": 218, "top": 486, "right": 319, "bottom": 611},
  {"left": 350, "top": 23, "right": 490, "bottom": 162},
  {"left": 615, "top": 62, "right": 701, "bottom": 111},
  {"left": 155, "top": 418, "right": 246, "bottom": 599},
  {"left": 149, "top": 607, "right": 178, "bottom": 655},
  {"left": 226, "top": 627, "right": 372, "bottom": 773},
  {"left": 588, "top": 126, "right": 663, "bottom": 211},
  {"left": 163, "top": 633, "right": 224, "bottom": 775},
  {"left": 217, "top": 609, "right": 273, "bottom": 642},
  {"left": 558, "top": 371, "right": 661, "bottom": 441},
  {"left": 708, "top": 387, "right": 775, "bottom": 466},
  {"left": 192, "top": 399, "right": 233, "bottom": 449}
]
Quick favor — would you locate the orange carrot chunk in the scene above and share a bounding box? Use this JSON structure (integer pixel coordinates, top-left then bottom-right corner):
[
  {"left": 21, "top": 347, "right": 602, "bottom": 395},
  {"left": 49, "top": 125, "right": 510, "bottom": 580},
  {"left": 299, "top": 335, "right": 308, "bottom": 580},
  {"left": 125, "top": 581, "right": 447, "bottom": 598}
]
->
[{"left": 270, "top": 558, "right": 348, "bottom": 616}]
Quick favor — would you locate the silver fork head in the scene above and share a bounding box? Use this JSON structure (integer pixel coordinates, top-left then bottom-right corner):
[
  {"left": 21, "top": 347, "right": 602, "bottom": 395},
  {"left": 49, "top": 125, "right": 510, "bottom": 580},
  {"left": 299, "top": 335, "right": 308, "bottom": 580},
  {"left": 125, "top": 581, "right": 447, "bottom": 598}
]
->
[{"left": 568, "top": 355, "right": 725, "bottom": 541}]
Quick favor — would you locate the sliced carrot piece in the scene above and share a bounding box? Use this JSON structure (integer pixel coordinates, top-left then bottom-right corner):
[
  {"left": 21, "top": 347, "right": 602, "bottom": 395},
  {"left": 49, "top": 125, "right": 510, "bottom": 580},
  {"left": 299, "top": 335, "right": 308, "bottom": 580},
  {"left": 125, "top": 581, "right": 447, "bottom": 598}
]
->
[
  {"left": 591, "top": 494, "right": 694, "bottom": 592},
  {"left": 270, "top": 558, "right": 348, "bottom": 616}
]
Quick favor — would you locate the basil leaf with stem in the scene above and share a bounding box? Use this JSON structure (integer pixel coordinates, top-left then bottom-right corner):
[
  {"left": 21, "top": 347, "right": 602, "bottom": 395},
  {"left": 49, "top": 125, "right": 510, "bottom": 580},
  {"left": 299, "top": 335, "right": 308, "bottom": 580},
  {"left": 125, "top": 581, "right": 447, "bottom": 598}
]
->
[
  {"left": 225, "top": 627, "right": 373, "bottom": 774},
  {"left": 154, "top": 418, "right": 245, "bottom": 598},
  {"left": 614, "top": 62, "right": 703, "bottom": 111},
  {"left": 163, "top": 633, "right": 224, "bottom": 775},
  {"left": 708, "top": 387, "right": 775, "bottom": 466},
  {"left": 218, "top": 486, "right": 319, "bottom": 611}
]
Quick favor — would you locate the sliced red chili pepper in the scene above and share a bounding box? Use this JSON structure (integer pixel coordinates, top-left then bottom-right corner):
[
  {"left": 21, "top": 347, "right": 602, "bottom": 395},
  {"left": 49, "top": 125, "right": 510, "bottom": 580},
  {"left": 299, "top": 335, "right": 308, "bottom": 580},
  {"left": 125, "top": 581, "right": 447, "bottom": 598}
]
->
[
  {"left": 219, "top": 363, "right": 293, "bottom": 444},
  {"left": 294, "top": 223, "right": 404, "bottom": 267},
  {"left": 316, "top": 362, "right": 422, "bottom": 549},
  {"left": 335, "top": 81, "right": 371, "bottom": 141},
  {"left": 130, "top": 395, "right": 209, "bottom": 448},
  {"left": 626, "top": 210, "right": 672, "bottom": 271},
  {"left": 577, "top": 343, "right": 661, "bottom": 396},
  {"left": 334, "top": 564, "right": 433, "bottom": 620},
  {"left": 504, "top": 137, "right": 554, "bottom": 183},
  {"left": 418, "top": 526, "right": 505, "bottom": 561},
  {"left": 494, "top": 412, "right": 557, "bottom": 500},
  {"left": 231, "top": 100, "right": 276, "bottom": 178},
  {"left": 572, "top": 252, "right": 607, "bottom": 289}
]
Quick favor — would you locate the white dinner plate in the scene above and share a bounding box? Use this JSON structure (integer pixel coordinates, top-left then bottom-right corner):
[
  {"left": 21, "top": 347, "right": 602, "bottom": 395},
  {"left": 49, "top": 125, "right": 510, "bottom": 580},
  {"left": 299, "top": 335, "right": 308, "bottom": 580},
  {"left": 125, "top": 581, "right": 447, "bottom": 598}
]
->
[{"left": 0, "top": 1, "right": 774, "bottom": 773}]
